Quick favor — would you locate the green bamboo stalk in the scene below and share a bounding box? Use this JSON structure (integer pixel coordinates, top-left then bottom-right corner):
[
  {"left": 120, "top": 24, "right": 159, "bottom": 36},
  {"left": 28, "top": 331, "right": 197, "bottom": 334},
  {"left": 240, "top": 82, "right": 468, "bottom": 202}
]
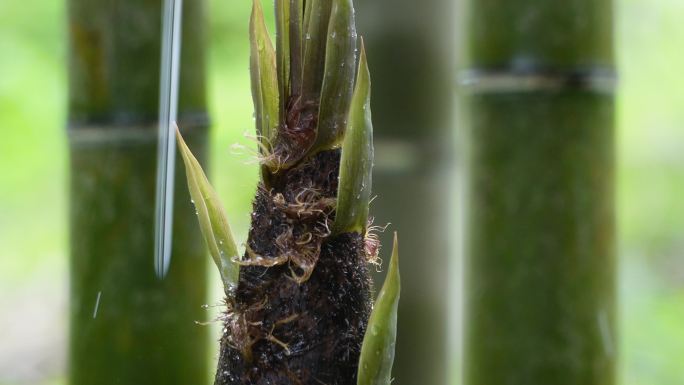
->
[
  {"left": 461, "top": 1, "right": 616, "bottom": 384},
  {"left": 354, "top": 0, "right": 454, "bottom": 384},
  {"left": 67, "top": 1, "right": 210, "bottom": 384}
]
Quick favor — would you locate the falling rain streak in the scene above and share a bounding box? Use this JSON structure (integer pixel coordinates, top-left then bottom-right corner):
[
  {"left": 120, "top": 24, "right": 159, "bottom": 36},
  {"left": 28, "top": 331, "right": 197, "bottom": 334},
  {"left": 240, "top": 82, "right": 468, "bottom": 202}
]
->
[
  {"left": 154, "top": 0, "right": 184, "bottom": 278},
  {"left": 92, "top": 291, "right": 102, "bottom": 319}
]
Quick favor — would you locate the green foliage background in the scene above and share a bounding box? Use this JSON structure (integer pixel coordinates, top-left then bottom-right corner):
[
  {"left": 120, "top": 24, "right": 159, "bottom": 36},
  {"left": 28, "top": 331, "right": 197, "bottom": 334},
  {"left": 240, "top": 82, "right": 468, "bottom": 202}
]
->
[{"left": 0, "top": 0, "right": 682, "bottom": 384}]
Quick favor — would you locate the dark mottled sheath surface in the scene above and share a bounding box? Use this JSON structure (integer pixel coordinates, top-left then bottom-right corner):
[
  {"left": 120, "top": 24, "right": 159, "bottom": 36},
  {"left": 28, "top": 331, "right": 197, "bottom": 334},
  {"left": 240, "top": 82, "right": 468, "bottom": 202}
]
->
[{"left": 215, "top": 151, "right": 373, "bottom": 385}]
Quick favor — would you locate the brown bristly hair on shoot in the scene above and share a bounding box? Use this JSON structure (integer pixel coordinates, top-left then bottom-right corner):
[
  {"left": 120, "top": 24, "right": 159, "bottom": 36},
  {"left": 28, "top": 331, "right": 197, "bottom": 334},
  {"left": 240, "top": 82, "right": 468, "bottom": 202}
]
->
[
  {"left": 363, "top": 219, "right": 390, "bottom": 271},
  {"left": 176, "top": 0, "right": 401, "bottom": 384}
]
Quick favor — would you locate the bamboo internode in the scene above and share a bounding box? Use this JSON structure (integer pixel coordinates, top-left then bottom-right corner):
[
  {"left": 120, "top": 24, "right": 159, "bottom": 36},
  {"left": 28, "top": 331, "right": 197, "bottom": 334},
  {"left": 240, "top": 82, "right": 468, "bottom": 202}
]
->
[
  {"left": 67, "top": 1, "right": 210, "bottom": 384},
  {"left": 462, "top": 1, "right": 616, "bottom": 384}
]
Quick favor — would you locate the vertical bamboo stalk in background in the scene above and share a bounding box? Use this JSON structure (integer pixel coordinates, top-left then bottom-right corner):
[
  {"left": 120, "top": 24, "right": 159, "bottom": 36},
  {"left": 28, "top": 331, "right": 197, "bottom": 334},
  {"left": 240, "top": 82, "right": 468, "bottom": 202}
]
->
[
  {"left": 461, "top": 1, "right": 616, "bottom": 384},
  {"left": 67, "top": 1, "right": 209, "bottom": 384},
  {"left": 355, "top": 1, "right": 454, "bottom": 384}
]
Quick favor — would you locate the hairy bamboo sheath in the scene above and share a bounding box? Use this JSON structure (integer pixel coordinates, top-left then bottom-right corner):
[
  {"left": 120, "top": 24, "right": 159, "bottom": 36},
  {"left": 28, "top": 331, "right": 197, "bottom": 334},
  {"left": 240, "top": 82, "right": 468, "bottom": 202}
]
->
[{"left": 177, "top": 1, "right": 401, "bottom": 384}]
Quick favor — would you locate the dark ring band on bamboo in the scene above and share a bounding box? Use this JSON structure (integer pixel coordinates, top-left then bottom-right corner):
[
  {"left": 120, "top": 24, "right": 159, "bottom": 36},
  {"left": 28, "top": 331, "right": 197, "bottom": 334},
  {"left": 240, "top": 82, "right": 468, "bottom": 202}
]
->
[{"left": 458, "top": 68, "right": 617, "bottom": 94}]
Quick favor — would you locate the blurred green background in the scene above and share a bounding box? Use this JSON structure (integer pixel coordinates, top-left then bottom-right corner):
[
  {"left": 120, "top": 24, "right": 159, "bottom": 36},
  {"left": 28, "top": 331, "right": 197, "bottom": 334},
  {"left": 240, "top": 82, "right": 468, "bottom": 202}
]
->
[{"left": 0, "top": 0, "right": 682, "bottom": 384}]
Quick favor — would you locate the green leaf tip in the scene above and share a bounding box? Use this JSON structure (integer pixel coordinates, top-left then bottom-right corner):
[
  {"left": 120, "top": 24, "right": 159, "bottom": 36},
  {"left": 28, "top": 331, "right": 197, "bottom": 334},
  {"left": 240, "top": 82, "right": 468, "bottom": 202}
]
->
[
  {"left": 250, "top": 0, "right": 279, "bottom": 150},
  {"left": 358, "top": 232, "right": 401, "bottom": 385},
  {"left": 314, "top": 0, "right": 357, "bottom": 152},
  {"left": 176, "top": 127, "right": 240, "bottom": 291},
  {"left": 334, "top": 39, "right": 373, "bottom": 235}
]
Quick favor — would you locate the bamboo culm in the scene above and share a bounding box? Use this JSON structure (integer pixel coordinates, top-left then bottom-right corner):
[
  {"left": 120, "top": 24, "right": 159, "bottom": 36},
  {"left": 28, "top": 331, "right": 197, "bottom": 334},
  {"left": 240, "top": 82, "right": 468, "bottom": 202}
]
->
[
  {"left": 462, "top": 0, "right": 616, "bottom": 384},
  {"left": 67, "top": 1, "right": 210, "bottom": 384}
]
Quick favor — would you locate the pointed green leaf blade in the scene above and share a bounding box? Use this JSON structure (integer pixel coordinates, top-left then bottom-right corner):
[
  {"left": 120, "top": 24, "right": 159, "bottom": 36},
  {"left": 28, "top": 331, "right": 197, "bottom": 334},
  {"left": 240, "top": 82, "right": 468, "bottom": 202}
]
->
[
  {"left": 250, "top": 0, "right": 279, "bottom": 147},
  {"left": 289, "top": 0, "right": 304, "bottom": 96},
  {"left": 334, "top": 40, "right": 373, "bottom": 235},
  {"left": 275, "top": 0, "right": 290, "bottom": 119},
  {"left": 358, "top": 233, "right": 401, "bottom": 385},
  {"left": 249, "top": 2, "right": 264, "bottom": 140},
  {"left": 176, "top": 127, "right": 240, "bottom": 290},
  {"left": 314, "top": 0, "right": 357, "bottom": 152},
  {"left": 301, "top": 0, "right": 333, "bottom": 103}
]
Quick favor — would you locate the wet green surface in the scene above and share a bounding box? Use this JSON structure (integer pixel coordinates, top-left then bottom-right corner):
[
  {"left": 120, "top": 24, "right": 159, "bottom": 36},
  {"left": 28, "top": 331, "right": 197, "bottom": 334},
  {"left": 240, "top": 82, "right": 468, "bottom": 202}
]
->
[
  {"left": 67, "top": 0, "right": 210, "bottom": 384},
  {"left": 465, "top": 92, "right": 616, "bottom": 385},
  {"left": 69, "top": 130, "right": 210, "bottom": 385},
  {"left": 468, "top": 0, "right": 613, "bottom": 70}
]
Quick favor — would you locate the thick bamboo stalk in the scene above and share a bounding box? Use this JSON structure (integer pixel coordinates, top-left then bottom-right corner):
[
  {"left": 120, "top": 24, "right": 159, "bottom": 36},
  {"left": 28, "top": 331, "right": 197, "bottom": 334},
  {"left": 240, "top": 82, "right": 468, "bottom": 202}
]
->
[
  {"left": 462, "top": 1, "right": 616, "bottom": 384},
  {"left": 67, "top": 1, "right": 210, "bottom": 384},
  {"left": 355, "top": 1, "right": 454, "bottom": 384}
]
